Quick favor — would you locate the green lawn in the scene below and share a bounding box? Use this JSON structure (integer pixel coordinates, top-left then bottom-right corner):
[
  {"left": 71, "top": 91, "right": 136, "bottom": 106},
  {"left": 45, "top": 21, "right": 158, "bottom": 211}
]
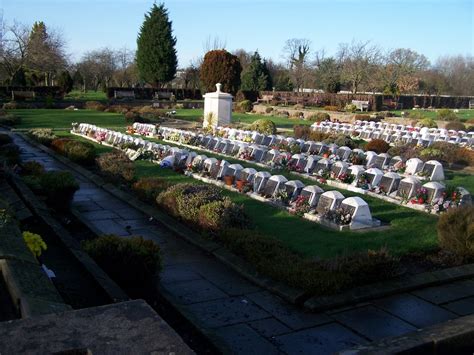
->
[
  {"left": 391, "top": 109, "right": 474, "bottom": 122},
  {"left": 10, "top": 109, "right": 126, "bottom": 129}
]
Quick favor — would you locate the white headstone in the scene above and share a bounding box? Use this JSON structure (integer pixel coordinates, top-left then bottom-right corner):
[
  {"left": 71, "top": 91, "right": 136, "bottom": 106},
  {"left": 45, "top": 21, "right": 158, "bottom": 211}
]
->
[
  {"left": 300, "top": 185, "right": 324, "bottom": 208},
  {"left": 316, "top": 190, "right": 345, "bottom": 214},
  {"left": 406, "top": 158, "right": 424, "bottom": 175},
  {"left": 203, "top": 83, "right": 233, "bottom": 128},
  {"left": 421, "top": 160, "right": 445, "bottom": 181},
  {"left": 340, "top": 197, "right": 372, "bottom": 227},
  {"left": 423, "top": 181, "right": 446, "bottom": 204}
]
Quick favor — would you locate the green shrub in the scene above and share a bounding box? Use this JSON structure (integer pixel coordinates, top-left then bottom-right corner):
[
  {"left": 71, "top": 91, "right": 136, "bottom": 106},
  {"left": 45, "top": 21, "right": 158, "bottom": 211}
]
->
[
  {"left": 345, "top": 103, "right": 358, "bottom": 112},
  {"left": 334, "top": 134, "right": 357, "bottom": 149},
  {"left": 198, "top": 197, "right": 248, "bottom": 231},
  {"left": 96, "top": 151, "right": 135, "bottom": 182},
  {"left": 0, "top": 113, "right": 21, "bottom": 126},
  {"left": 83, "top": 235, "right": 161, "bottom": 292},
  {"left": 387, "top": 143, "right": 421, "bottom": 160},
  {"left": 438, "top": 205, "right": 474, "bottom": 258},
  {"left": 323, "top": 105, "right": 339, "bottom": 111},
  {"left": 408, "top": 111, "right": 426, "bottom": 120},
  {"left": 50, "top": 138, "right": 96, "bottom": 165},
  {"left": 238, "top": 100, "right": 253, "bottom": 113},
  {"left": 137, "top": 106, "right": 164, "bottom": 121},
  {"left": 39, "top": 170, "right": 79, "bottom": 209},
  {"left": 22, "top": 231, "right": 47, "bottom": 258},
  {"left": 418, "top": 118, "right": 437, "bottom": 128},
  {"left": 420, "top": 147, "right": 444, "bottom": 161},
  {"left": 354, "top": 114, "right": 372, "bottom": 121},
  {"left": 0, "top": 134, "right": 12, "bottom": 146},
  {"left": 249, "top": 118, "right": 277, "bottom": 135},
  {"left": 307, "top": 112, "right": 330, "bottom": 122},
  {"left": 265, "top": 107, "right": 273, "bottom": 114},
  {"left": 20, "top": 161, "right": 45, "bottom": 176},
  {"left": 437, "top": 109, "right": 458, "bottom": 121},
  {"left": 445, "top": 121, "right": 466, "bottom": 131},
  {"left": 28, "top": 128, "right": 57, "bottom": 146},
  {"left": 366, "top": 139, "right": 390, "bottom": 153},
  {"left": 132, "top": 177, "right": 170, "bottom": 203},
  {"left": 0, "top": 144, "right": 20, "bottom": 165}
]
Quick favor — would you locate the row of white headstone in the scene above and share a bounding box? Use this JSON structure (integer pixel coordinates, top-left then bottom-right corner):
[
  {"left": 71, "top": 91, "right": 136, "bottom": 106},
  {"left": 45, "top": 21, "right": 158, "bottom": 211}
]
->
[
  {"left": 140, "top": 123, "right": 446, "bottom": 182},
  {"left": 73, "top": 123, "right": 376, "bottom": 230},
  {"left": 152, "top": 126, "right": 472, "bottom": 209},
  {"left": 312, "top": 120, "right": 473, "bottom": 147}
]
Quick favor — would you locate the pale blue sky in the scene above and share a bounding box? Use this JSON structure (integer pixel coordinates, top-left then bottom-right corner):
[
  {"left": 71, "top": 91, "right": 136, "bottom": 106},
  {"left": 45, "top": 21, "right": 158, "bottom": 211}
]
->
[{"left": 3, "top": 0, "right": 473, "bottom": 66}]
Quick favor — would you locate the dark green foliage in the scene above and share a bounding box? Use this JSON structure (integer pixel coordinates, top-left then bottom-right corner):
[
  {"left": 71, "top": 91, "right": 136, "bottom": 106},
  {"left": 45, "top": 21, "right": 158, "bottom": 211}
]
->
[
  {"left": 57, "top": 70, "right": 74, "bottom": 93},
  {"left": 240, "top": 51, "right": 272, "bottom": 91},
  {"left": 249, "top": 118, "right": 277, "bottom": 135},
  {"left": 200, "top": 50, "right": 242, "bottom": 94},
  {"left": 307, "top": 112, "right": 330, "bottom": 122},
  {"left": 334, "top": 135, "right": 357, "bottom": 149},
  {"left": 236, "top": 100, "right": 253, "bottom": 113},
  {"left": 83, "top": 235, "right": 161, "bottom": 292},
  {"left": 38, "top": 171, "right": 79, "bottom": 209},
  {"left": 438, "top": 206, "right": 474, "bottom": 258},
  {"left": 72, "top": 70, "right": 84, "bottom": 89},
  {"left": 198, "top": 198, "right": 248, "bottom": 231},
  {"left": 132, "top": 177, "right": 170, "bottom": 203},
  {"left": 136, "top": 4, "right": 177, "bottom": 86},
  {"left": 20, "top": 161, "right": 45, "bottom": 176},
  {"left": 366, "top": 139, "right": 390, "bottom": 153},
  {"left": 96, "top": 151, "right": 135, "bottom": 182},
  {"left": 11, "top": 67, "right": 27, "bottom": 86},
  {"left": 315, "top": 58, "right": 341, "bottom": 93},
  {"left": 0, "top": 144, "right": 20, "bottom": 166},
  {"left": 0, "top": 134, "right": 12, "bottom": 146},
  {"left": 437, "top": 109, "right": 458, "bottom": 121}
]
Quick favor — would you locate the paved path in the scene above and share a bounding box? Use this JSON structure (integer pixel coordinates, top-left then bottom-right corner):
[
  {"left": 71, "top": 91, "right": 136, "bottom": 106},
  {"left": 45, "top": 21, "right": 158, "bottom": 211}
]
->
[{"left": 11, "top": 132, "right": 474, "bottom": 354}]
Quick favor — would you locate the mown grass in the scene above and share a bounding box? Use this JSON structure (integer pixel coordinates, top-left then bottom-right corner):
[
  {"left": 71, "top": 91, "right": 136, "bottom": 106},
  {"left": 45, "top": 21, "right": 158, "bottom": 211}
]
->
[{"left": 391, "top": 109, "right": 474, "bottom": 122}]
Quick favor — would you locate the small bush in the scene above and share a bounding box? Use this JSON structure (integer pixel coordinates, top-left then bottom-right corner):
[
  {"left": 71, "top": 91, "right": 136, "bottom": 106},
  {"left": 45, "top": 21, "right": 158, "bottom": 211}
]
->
[
  {"left": 323, "top": 105, "right": 339, "bottom": 111},
  {"left": 237, "top": 100, "right": 253, "bottom": 113},
  {"left": 345, "top": 103, "right": 358, "bottom": 112},
  {"left": 420, "top": 147, "right": 444, "bottom": 161},
  {"left": 198, "top": 197, "right": 248, "bottom": 231},
  {"left": 96, "top": 151, "right": 135, "bottom": 182},
  {"left": 51, "top": 138, "right": 96, "bottom": 165},
  {"left": 85, "top": 101, "right": 106, "bottom": 111},
  {"left": 0, "top": 113, "right": 21, "bottom": 126},
  {"left": 366, "top": 139, "right": 390, "bottom": 153},
  {"left": 445, "top": 121, "right": 466, "bottom": 131},
  {"left": 437, "top": 109, "right": 458, "bottom": 121},
  {"left": 354, "top": 114, "right": 372, "bottom": 121},
  {"left": 175, "top": 184, "right": 222, "bottom": 223},
  {"left": 28, "top": 128, "right": 57, "bottom": 146},
  {"left": 3, "top": 101, "right": 18, "bottom": 110},
  {"left": 20, "top": 161, "right": 45, "bottom": 176},
  {"left": 309, "top": 131, "right": 331, "bottom": 142},
  {"left": 124, "top": 111, "right": 140, "bottom": 122},
  {"left": 291, "top": 111, "right": 304, "bottom": 119},
  {"left": 0, "top": 134, "right": 12, "bottom": 145},
  {"left": 334, "top": 134, "right": 357, "bottom": 149},
  {"left": 377, "top": 111, "right": 395, "bottom": 118},
  {"left": 408, "top": 111, "right": 426, "bottom": 120},
  {"left": 265, "top": 107, "right": 273, "bottom": 114},
  {"left": 418, "top": 118, "right": 437, "bottom": 128},
  {"left": 83, "top": 235, "right": 161, "bottom": 292},
  {"left": 138, "top": 106, "right": 165, "bottom": 120},
  {"left": 39, "top": 170, "right": 79, "bottom": 209},
  {"left": 438, "top": 205, "right": 474, "bottom": 258},
  {"left": 249, "top": 119, "right": 277, "bottom": 135},
  {"left": 307, "top": 112, "right": 330, "bottom": 122},
  {"left": 22, "top": 231, "right": 47, "bottom": 258},
  {"left": 294, "top": 125, "right": 311, "bottom": 139},
  {"left": 387, "top": 143, "right": 421, "bottom": 161},
  {"left": 276, "top": 110, "right": 289, "bottom": 118},
  {"left": 132, "top": 177, "right": 170, "bottom": 203},
  {"left": 0, "top": 143, "right": 20, "bottom": 165}
]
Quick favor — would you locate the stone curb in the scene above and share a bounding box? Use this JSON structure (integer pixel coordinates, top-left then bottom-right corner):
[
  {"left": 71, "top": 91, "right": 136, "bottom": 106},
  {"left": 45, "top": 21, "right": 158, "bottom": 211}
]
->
[
  {"left": 17, "top": 132, "right": 307, "bottom": 305},
  {"left": 340, "top": 313, "right": 474, "bottom": 354},
  {"left": 9, "top": 175, "right": 129, "bottom": 304},
  {"left": 305, "top": 263, "right": 474, "bottom": 312}
]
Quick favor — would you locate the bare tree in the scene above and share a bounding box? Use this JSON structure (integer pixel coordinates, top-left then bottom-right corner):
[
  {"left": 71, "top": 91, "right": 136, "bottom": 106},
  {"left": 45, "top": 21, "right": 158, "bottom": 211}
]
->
[
  {"left": 434, "top": 55, "right": 474, "bottom": 96},
  {"left": 337, "top": 40, "right": 381, "bottom": 93},
  {"left": 112, "top": 47, "right": 137, "bottom": 87},
  {"left": 203, "top": 35, "right": 226, "bottom": 52},
  {"left": 283, "top": 38, "right": 311, "bottom": 91},
  {"left": 77, "top": 48, "right": 116, "bottom": 91},
  {"left": 0, "top": 21, "right": 29, "bottom": 83}
]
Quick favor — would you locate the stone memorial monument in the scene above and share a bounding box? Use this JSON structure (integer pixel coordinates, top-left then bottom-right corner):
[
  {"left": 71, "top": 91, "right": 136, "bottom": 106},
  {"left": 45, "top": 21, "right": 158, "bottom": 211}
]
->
[{"left": 203, "top": 83, "right": 233, "bottom": 128}]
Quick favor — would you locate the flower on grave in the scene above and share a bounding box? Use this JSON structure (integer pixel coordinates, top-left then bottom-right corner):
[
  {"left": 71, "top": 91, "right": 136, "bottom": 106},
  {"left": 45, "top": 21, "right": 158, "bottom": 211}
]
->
[
  {"left": 71, "top": 122, "right": 79, "bottom": 131},
  {"left": 291, "top": 195, "right": 311, "bottom": 217},
  {"left": 323, "top": 208, "right": 352, "bottom": 225},
  {"left": 356, "top": 173, "right": 369, "bottom": 190},
  {"left": 95, "top": 131, "right": 107, "bottom": 142},
  {"left": 126, "top": 126, "right": 135, "bottom": 134},
  {"left": 338, "top": 173, "right": 354, "bottom": 184},
  {"left": 274, "top": 189, "right": 290, "bottom": 204}
]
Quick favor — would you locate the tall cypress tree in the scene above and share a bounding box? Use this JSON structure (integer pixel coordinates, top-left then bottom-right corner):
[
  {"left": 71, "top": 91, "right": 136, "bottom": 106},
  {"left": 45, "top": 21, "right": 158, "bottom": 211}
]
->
[
  {"left": 240, "top": 51, "right": 272, "bottom": 91},
  {"left": 136, "top": 3, "right": 177, "bottom": 87}
]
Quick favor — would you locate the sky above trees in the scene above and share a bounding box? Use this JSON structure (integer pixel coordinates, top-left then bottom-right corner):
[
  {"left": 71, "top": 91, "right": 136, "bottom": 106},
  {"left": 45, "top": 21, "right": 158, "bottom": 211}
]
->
[{"left": 4, "top": 0, "right": 473, "bottom": 66}]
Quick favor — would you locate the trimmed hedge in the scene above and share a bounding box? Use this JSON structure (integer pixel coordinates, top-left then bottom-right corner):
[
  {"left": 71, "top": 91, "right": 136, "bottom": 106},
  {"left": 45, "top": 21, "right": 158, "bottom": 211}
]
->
[
  {"left": 51, "top": 138, "right": 96, "bottom": 165},
  {"left": 249, "top": 118, "right": 277, "bottom": 135},
  {"left": 96, "top": 151, "right": 135, "bottom": 182},
  {"left": 438, "top": 206, "right": 474, "bottom": 259}
]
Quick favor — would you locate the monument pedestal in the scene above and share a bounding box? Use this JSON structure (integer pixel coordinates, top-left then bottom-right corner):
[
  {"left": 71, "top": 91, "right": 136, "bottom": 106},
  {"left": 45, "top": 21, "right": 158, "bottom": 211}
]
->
[{"left": 203, "top": 83, "right": 233, "bottom": 128}]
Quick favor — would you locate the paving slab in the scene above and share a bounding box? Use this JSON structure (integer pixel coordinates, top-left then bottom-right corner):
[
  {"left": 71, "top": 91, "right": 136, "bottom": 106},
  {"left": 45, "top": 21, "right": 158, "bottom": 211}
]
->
[
  {"left": 247, "top": 291, "right": 331, "bottom": 330},
  {"left": 162, "top": 279, "right": 228, "bottom": 305},
  {"left": 73, "top": 200, "right": 103, "bottom": 212},
  {"left": 274, "top": 322, "right": 367, "bottom": 355},
  {"left": 442, "top": 297, "right": 474, "bottom": 316},
  {"left": 87, "top": 219, "right": 128, "bottom": 236},
  {"left": 248, "top": 317, "right": 292, "bottom": 338},
  {"left": 332, "top": 305, "right": 417, "bottom": 340},
  {"left": 81, "top": 210, "right": 119, "bottom": 221},
  {"left": 411, "top": 279, "right": 474, "bottom": 305},
  {"left": 160, "top": 264, "right": 203, "bottom": 285},
  {"left": 182, "top": 296, "right": 269, "bottom": 328},
  {"left": 214, "top": 323, "right": 280, "bottom": 354},
  {"left": 374, "top": 293, "right": 457, "bottom": 328}
]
